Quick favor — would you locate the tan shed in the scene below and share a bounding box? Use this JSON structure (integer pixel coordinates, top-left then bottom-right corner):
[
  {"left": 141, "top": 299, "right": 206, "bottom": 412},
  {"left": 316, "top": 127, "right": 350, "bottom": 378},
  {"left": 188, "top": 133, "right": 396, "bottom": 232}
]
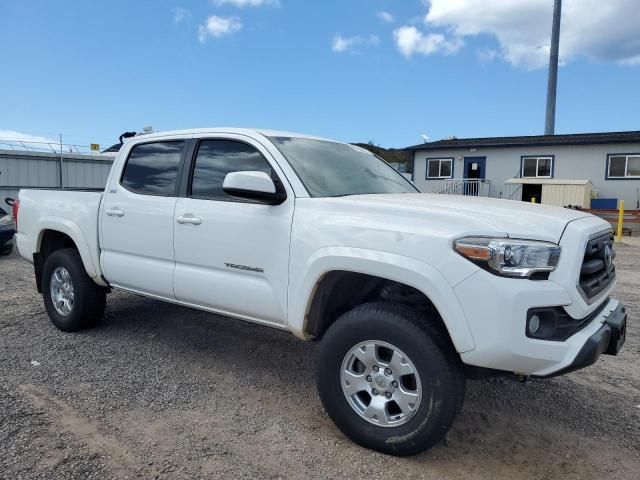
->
[{"left": 505, "top": 178, "right": 592, "bottom": 208}]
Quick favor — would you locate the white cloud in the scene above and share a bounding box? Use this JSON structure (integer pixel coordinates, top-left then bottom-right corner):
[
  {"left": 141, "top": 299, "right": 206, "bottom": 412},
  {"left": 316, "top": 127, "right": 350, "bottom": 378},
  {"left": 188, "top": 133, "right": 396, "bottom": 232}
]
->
[
  {"left": 0, "top": 130, "right": 57, "bottom": 144},
  {"left": 212, "top": 0, "right": 279, "bottom": 7},
  {"left": 0, "top": 130, "right": 62, "bottom": 152},
  {"left": 377, "top": 11, "right": 394, "bottom": 23},
  {"left": 412, "top": 0, "right": 640, "bottom": 69},
  {"left": 332, "top": 34, "right": 380, "bottom": 53},
  {"left": 393, "top": 26, "right": 462, "bottom": 58},
  {"left": 477, "top": 47, "right": 499, "bottom": 64},
  {"left": 619, "top": 55, "right": 640, "bottom": 66},
  {"left": 173, "top": 7, "right": 191, "bottom": 23},
  {"left": 332, "top": 35, "right": 357, "bottom": 53},
  {"left": 198, "top": 16, "right": 242, "bottom": 42}
]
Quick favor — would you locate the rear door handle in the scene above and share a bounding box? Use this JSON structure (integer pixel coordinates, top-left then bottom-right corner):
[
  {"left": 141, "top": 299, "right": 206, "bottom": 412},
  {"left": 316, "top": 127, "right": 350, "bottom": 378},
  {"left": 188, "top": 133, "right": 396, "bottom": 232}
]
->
[
  {"left": 105, "top": 208, "right": 125, "bottom": 217},
  {"left": 176, "top": 215, "right": 202, "bottom": 225}
]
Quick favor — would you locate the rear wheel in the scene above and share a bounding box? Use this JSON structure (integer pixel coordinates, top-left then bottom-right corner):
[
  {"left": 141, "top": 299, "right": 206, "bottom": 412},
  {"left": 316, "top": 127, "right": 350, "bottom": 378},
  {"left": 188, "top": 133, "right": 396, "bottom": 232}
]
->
[
  {"left": 42, "top": 248, "right": 106, "bottom": 331},
  {"left": 0, "top": 243, "right": 13, "bottom": 255},
  {"left": 317, "top": 302, "right": 465, "bottom": 456}
]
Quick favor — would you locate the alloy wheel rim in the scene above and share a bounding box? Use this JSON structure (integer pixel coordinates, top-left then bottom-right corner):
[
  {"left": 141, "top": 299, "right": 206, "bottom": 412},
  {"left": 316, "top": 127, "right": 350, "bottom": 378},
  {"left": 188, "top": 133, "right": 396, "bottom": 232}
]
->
[
  {"left": 50, "top": 267, "right": 74, "bottom": 316},
  {"left": 340, "top": 340, "right": 422, "bottom": 427}
]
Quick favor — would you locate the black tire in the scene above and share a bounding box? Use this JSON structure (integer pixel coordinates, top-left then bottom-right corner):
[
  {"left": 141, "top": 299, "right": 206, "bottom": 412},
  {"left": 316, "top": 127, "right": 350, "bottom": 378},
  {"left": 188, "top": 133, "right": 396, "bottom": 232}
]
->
[
  {"left": 0, "top": 243, "right": 13, "bottom": 256},
  {"left": 42, "top": 248, "right": 106, "bottom": 332},
  {"left": 317, "top": 302, "right": 465, "bottom": 456}
]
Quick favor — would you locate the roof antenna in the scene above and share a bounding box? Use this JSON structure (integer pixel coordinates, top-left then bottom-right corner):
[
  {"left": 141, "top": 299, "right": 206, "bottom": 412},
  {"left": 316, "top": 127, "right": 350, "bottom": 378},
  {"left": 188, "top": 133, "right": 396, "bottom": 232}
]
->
[{"left": 420, "top": 134, "right": 430, "bottom": 143}]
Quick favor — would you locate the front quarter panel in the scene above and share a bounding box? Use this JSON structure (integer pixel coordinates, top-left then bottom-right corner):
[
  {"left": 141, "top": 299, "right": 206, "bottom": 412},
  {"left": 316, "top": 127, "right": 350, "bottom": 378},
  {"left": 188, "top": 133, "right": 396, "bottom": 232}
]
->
[
  {"left": 293, "top": 247, "right": 475, "bottom": 352},
  {"left": 288, "top": 200, "right": 477, "bottom": 352}
]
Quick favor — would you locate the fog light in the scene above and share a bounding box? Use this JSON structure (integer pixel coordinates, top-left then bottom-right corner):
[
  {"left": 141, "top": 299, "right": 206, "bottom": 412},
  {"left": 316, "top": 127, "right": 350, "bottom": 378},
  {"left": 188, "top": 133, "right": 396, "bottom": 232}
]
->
[{"left": 526, "top": 309, "right": 560, "bottom": 340}]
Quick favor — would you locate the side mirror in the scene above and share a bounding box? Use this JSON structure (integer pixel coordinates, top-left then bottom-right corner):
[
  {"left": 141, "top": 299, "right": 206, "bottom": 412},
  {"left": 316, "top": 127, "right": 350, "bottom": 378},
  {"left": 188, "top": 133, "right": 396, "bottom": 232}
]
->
[{"left": 222, "top": 171, "right": 286, "bottom": 205}]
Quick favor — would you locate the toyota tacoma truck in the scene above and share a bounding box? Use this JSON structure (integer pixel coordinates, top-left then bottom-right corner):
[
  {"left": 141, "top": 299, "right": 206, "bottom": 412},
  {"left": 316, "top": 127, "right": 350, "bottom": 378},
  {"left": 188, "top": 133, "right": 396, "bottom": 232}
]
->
[{"left": 14, "top": 128, "right": 627, "bottom": 456}]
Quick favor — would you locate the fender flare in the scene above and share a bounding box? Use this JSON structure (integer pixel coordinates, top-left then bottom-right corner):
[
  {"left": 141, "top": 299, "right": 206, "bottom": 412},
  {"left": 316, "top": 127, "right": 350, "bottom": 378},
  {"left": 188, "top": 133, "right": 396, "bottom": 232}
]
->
[
  {"left": 34, "top": 217, "right": 106, "bottom": 286},
  {"left": 288, "top": 246, "right": 475, "bottom": 353}
]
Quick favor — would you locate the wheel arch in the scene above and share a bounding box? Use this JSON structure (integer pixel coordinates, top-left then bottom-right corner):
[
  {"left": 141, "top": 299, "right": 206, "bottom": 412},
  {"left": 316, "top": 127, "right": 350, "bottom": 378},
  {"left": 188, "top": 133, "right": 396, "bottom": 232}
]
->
[
  {"left": 289, "top": 247, "right": 475, "bottom": 353},
  {"left": 34, "top": 218, "right": 105, "bottom": 291}
]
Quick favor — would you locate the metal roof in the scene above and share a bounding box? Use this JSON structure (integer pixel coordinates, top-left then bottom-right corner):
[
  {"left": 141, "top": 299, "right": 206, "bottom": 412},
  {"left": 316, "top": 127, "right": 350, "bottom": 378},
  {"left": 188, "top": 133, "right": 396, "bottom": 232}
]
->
[
  {"left": 505, "top": 178, "right": 592, "bottom": 185},
  {"left": 405, "top": 130, "right": 640, "bottom": 151}
]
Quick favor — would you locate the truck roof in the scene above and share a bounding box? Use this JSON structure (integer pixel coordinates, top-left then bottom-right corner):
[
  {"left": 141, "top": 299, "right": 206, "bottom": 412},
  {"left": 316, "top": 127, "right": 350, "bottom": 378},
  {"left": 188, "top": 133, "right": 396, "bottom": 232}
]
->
[{"left": 128, "top": 128, "right": 340, "bottom": 144}]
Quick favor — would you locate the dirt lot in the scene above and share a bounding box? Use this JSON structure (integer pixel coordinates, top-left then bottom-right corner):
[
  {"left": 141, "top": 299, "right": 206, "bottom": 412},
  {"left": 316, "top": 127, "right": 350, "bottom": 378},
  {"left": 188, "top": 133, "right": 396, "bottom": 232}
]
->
[{"left": 1, "top": 243, "right": 639, "bottom": 480}]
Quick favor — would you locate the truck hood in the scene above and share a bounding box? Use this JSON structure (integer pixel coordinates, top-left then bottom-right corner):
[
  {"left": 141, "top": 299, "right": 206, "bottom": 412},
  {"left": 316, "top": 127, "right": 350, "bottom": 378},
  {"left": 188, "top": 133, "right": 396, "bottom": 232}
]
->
[{"left": 332, "top": 193, "right": 593, "bottom": 243}]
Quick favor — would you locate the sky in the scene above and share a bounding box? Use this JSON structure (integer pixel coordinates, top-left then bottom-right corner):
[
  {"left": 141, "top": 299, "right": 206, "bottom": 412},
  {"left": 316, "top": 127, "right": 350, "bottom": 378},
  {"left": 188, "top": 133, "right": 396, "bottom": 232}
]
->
[{"left": 1, "top": 0, "right": 639, "bottom": 150}]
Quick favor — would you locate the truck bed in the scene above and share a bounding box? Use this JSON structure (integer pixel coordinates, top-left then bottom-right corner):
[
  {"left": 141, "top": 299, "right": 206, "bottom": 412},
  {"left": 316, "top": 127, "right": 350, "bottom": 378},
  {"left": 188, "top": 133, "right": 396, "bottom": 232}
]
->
[{"left": 15, "top": 189, "right": 104, "bottom": 282}]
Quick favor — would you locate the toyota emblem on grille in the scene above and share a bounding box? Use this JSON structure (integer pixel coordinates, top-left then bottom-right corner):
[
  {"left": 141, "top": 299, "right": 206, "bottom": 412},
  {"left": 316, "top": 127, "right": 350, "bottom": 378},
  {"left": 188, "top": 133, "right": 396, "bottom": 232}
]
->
[{"left": 604, "top": 244, "right": 613, "bottom": 267}]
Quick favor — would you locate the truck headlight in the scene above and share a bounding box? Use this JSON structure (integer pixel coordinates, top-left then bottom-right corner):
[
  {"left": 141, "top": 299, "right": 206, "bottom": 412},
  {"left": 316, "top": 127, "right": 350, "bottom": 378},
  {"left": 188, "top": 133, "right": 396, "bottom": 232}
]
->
[{"left": 453, "top": 237, "right": 561, "bottom": 278}]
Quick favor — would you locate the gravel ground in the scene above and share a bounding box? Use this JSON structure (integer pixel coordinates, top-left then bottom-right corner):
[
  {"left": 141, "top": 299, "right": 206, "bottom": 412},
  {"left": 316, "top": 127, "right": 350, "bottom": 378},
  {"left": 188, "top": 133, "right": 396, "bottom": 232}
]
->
[{"left": 1, "top": 243, "right": 639, "bottom": 480}]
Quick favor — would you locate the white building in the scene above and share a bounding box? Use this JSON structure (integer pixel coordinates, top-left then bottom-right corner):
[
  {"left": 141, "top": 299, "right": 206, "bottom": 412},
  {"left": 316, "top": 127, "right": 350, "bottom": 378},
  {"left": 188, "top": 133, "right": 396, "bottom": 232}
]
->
[{"left": 407, "top": 131, "right": 640, "bottom": 209}]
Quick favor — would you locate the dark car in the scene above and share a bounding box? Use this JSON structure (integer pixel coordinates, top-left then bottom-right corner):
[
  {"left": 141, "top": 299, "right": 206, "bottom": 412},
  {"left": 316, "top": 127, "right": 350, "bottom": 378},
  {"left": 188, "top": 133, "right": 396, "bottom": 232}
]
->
[
  {"left": 0, "top": 216, "right": 14, "bottom": 255},
  {"left": 0, "top": 198, "right": 15, "bottom": 255}
]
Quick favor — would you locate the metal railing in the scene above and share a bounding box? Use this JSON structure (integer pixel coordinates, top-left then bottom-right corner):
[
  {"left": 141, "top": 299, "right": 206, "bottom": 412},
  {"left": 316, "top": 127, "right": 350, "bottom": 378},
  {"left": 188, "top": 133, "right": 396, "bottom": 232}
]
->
[
  {"left": 0, "top": 139, "right": 103, "bottom": 155},
  {"left": 429, "top": 179, "right": 491, "bottom": 197}
]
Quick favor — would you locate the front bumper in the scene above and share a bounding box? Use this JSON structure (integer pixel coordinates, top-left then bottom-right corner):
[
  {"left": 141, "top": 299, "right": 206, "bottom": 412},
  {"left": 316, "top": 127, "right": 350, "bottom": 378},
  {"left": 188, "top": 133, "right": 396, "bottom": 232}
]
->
[
  {"left": 536, "top": 302, "right": 627, "bottom": 378},
  {"left": 453, "top": 217, "right": 626, "bottom": 377},
  {"left": 454, "top": 268, "right": 625, "bottom": 377}
]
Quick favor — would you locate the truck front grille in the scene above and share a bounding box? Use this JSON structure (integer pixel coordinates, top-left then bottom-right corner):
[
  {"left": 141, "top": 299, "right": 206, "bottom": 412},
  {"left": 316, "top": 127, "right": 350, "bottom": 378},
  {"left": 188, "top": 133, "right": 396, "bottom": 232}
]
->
[{"left": 578, "top": 231, "right": 615, "bottom": 301}]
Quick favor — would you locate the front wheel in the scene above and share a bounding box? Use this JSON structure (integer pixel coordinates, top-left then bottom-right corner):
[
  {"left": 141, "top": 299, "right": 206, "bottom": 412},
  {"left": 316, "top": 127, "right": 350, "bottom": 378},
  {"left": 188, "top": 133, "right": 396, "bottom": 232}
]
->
[
  {"left": 42, "top": 248, "right": 106, "bottom": 332},
  {"left": 317, "top": 302, "right": 465, "bottom": 456}
]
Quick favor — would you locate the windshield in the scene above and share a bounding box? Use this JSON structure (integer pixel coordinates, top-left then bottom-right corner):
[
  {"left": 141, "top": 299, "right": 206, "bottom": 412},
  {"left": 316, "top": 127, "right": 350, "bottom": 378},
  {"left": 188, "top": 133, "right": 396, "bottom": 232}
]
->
[{"left": 269, "top": 137, "right": 418, "bottom": 198}]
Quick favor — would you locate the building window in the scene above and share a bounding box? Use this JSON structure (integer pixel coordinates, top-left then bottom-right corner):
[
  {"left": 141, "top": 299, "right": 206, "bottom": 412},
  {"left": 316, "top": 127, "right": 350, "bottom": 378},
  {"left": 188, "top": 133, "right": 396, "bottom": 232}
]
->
[
  {"left": 521, "top": 156, "right": 553, "bottom": 178},
  {"left": 607, "top": 154, "right": 640, "bottom": 179},
  {"left": 426, "top": 158, "right": 453, "bottom": 179}
]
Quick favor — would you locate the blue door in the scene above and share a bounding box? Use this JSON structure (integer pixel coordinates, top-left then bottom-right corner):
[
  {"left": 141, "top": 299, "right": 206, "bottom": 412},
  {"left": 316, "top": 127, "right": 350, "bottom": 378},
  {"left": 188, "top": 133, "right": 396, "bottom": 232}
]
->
[{"left": 463, "top": 157, "right": 486, "bottom": 196}]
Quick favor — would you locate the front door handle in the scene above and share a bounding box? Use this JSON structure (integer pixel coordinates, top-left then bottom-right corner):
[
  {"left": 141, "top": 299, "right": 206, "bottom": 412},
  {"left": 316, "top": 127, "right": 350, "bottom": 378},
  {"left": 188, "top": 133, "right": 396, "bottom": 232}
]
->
[
  {"left": 176, "top": 215, "right": 202, "bottom": 225},
  {"left": 105, "top": 207, "right": 125, "bottom": 217}
]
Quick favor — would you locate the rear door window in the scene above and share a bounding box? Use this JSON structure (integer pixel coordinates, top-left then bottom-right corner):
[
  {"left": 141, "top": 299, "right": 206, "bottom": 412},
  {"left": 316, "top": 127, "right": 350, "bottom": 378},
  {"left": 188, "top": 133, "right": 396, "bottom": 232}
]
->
[{"left": 121, "top": 141, "right": 185, "bottom": 196}]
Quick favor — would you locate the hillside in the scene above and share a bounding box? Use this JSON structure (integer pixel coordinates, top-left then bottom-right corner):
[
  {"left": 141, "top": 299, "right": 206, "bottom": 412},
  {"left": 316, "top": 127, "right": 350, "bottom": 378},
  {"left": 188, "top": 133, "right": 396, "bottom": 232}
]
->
[{"left": 353, "top": 142, "right": 412, "bottom": 172}]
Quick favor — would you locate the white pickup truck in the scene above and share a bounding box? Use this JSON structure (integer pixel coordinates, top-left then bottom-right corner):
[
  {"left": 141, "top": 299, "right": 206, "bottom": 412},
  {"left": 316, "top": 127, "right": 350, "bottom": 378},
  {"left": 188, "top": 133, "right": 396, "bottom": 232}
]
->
[{"left": 15, "top": 128, "right": 626, "bottom": 456}]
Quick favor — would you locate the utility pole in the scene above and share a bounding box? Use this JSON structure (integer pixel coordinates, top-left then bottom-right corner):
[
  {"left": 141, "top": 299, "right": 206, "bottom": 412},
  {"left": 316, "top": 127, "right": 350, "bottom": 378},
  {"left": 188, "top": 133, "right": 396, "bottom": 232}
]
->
[
  {"left": 544, "top": 0, "right": 562, "bottom": 135},
  {"left": 59, "top": 133, "right": 64, "bottom": 189}
]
